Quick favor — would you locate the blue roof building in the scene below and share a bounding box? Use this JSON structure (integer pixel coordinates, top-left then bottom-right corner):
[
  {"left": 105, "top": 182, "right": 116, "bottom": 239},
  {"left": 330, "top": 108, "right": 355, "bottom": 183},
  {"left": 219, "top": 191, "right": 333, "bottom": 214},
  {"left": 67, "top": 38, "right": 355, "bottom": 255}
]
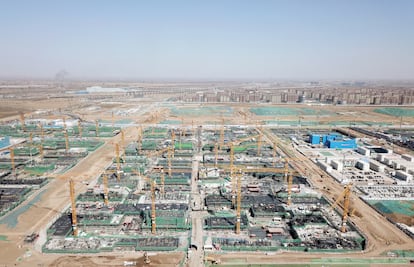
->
[{"left": 309, "top": 133, "right": 357, "bottom": 149}]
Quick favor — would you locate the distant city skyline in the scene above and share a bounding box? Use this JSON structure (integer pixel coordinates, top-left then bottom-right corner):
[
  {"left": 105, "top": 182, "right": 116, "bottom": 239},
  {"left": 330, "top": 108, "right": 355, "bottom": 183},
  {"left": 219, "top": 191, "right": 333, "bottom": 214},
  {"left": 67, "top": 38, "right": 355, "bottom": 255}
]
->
[{"left": 0, "top": 0, "right": 413, "bottom": 81}]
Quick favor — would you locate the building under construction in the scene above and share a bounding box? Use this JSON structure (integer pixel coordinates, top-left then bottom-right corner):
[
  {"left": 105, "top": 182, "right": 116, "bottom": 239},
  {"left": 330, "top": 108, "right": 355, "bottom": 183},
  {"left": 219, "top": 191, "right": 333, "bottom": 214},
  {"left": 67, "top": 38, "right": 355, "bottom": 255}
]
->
[{"left": 40, "top": 123, "right": 366, "bottom": 254}]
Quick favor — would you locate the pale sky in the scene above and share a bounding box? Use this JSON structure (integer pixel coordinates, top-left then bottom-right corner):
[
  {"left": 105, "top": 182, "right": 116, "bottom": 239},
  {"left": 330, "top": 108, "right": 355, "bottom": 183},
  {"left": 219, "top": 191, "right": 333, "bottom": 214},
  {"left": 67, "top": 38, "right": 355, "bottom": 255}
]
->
[{"left": 0, "top": 0, "right": 413, "bottom": 80}]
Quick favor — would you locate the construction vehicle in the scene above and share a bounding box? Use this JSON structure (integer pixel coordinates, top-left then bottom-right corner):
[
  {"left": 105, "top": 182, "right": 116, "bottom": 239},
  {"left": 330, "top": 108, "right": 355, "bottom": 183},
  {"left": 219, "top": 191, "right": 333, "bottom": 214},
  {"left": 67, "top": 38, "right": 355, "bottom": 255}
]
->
[{"left": 205, "top": 256, "right": 221, "bottom": 265}]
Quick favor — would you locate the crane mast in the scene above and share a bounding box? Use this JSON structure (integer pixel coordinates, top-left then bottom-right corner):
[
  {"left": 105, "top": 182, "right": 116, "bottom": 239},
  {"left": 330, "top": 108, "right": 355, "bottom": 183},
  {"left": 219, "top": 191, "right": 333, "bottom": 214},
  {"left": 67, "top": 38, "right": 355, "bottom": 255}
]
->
[
  {"left": 64, "top": 130, "right": 69, "bottom": 153},
  {"left": 219, "top": 120, "right": 225, "bottom": 149},
  {"left": 9, "top": 148, "right": 15, "bottom": 174},
  {"left": 214, "top": 142, "right": 219, "bottom": 168},
  {"left": 151, "top": 180, "right": 156, "bottom": 234},
  {"left": 19, "top": 112, "right": 25, "bottom": 132},
  {"left": 341, "top": 184, "right": 352, "bottom": 233},
  {"left": 78, "top": 120, "right": 82, "bottom": 138},
  {"left": 287, "top": 173, "right": 293, "bottom": 206},
  {"left": 235, "top": 171, "right": 242, "bottom": 234},
  {"left": 95, "top": 120, "right": 99, "bottom": 137},
  {"left": 69, "top": 179, "right": 78, "bottom": 236},
  {"left": 103, "top": 173, "right": 109, "bottom": 205},
  {"left": 115, "top": 143, "right": 121, "bottom": 182}
]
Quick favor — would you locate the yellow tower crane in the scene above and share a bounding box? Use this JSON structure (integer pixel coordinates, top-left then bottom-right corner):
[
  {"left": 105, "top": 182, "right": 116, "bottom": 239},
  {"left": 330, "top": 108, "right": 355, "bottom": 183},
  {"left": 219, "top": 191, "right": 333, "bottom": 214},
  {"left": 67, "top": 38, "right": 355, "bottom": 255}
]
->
[
  {"left": 229, "top": 143, "right": 235, "bottom": 173},
  {"left": 257, "top": 132, "right": 262, "bottom": 156},
  {"left": 214, "top": 142, "right": 219, "bottom": 168},
  {"left": 121, "top": 129, "right": 125, "bottom": 148},
  {"left": 160, "top": 170, "right": 165, "bottom": 197},
  {"left": 137, "top": 126, "right": 143, "bottom": 153},
  {"left": 19, "top": 112, "right": 25, "bottom": 132},
  {"left": 69, "top": 179, "right": 78, "bottom": 236},
  {"left": 95, "top": 120, "right": 99, "bottom": 137},
  {"left": 62, "top": 117, "right": 67, "bottom": 132},
  {"left": 192, "top": 120, "right": 196, "bottom": 137},
  {"left": 64, "top": 131, "right": 69, "bottom": 153},
  {"left": 151, "top": 179, "right": 156, "bottom": 234},
  {"left": 115, "top": 143, "right": 121, "bottom": 182},
  {"left": 38, "top": 144, "right": 43, "bottom": 159},
  {"left": 284, "top": 159, "right": 289, "bottom": 182},
  {"left": 272, "top": 142, "right": 278, "bottom": 167},
  {"left": 103, "top": 173, "right": 109, "bottom": 206},
  {"left": 235, "top": 170, "right": 242, "bottom": 234},
  {"left": 331, "top": 183, "right": 353, "bottom": 233},
  {"left": 171, "top": 130, "right": 176, "bottom": 152},
  {"left": 39, "top": 124, "right": 44, "bottom": 143},
  {"left": 287, "top": 172, "right": 293, "bottom": 206},
  {"left": 167, "top": 146, "right": 173, "bottom": 177},
  {"left": 219, "top": 119, "right": 225, "bottom": 149},
  {"left": 78, "top": 120, "right": 82, "bottom": 138},
  {"left": 111, "top": 111, "right": 114, "bottom": 130},
  {"left": 9, "top": 148, "right": 15, "bottom": 174}
]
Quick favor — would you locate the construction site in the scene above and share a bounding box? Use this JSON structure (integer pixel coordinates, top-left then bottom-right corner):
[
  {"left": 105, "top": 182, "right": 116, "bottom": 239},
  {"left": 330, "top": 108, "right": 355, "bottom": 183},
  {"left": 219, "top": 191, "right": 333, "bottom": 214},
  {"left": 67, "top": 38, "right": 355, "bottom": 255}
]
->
[{"left": 0, "top": 83, "right": 414, "bottom": 267}]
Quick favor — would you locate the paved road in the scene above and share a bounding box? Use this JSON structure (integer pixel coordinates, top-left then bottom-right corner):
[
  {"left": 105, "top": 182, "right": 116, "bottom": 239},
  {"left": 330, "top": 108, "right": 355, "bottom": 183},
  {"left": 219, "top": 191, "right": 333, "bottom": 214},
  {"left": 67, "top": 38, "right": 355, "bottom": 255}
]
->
[{"left": 187, "top": 153, "right": 204, "bottom": 267}]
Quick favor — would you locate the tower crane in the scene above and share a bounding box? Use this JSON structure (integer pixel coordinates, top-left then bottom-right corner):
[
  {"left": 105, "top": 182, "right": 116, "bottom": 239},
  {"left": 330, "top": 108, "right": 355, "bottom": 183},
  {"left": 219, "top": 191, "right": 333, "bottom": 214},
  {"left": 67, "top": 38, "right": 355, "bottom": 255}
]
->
[
  {"left": 219, "top": 119, "right": 225, "bottom": 149},
  {"left": 62, "top": 117, "right": 67, "bottom": 132},
  {"left": 257, "top": 132, "right": 262, "bottom": 156},
  {"left": 69, "top": 179, "right": 78, "bottom": 236},
  {"left": 214, "top": 142, "right": 219, "bottom": 168},
  {"left": 160, "top": 170, "right": 165, "bottom": 197},
  {"left": 95, "top": 120, "right": 99, "bottom": 137},
  {"left": 171, "top": 130, "right": 176, "bottom": 155},
  {"left": 38, "top": 144, "right": 44, "bottom": 159},
  {"left": 235, "top": 170, "right": 242, "bottom": 234},
  {"left": 78, "top": 120, "right": 82, "bottom": 138},
  {"left": 111, "top": 111, "right": 115, "bottom": 130},
  {"left": 287, "top": 172, "right": 293, "bottom": 206},
  {"left": 144, "top": 145, "right": 174, "bottom": 176},
  {"left": 115, "top": 143, "right": 121, "bottom": 182},
  {"left": 19, "top": 112, "right": 25, "bottom": 132},
  {"left": 151, "top": 179, "right": 156, "bottom": 234},
  {"left": 38, "top": 124, "right": 44, "bottom": 143},
  {"left": 330, "top": 183, "right": 353, "bottom": 233},
  {"left": 137, "top": 126, "right": 143, "bottom": 153},
  {"left": 272, "top": 141, "right": 278, "bottom": 167},
  {"left": 121, "top": 129, "right": 125, "bottom": 148},
  {"left": 9, "top": 148, "right": 15, "bottom": 174},
  {"left": 167, "top": 146, "right": 173, "bottom": 177},
  {"left": 64, "top": 130, "right": 69, "bottom": 153},
  {"left": 102, "top": 173, "right": 109, "bottom": 206}
]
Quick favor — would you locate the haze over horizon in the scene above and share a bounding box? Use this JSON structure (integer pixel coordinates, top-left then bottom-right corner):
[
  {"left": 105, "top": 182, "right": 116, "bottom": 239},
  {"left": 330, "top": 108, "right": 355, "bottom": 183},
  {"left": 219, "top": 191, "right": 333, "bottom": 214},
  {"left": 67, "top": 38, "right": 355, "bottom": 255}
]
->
[{"left": 1, "top": 0, "right": 413, "bottom": 81}]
